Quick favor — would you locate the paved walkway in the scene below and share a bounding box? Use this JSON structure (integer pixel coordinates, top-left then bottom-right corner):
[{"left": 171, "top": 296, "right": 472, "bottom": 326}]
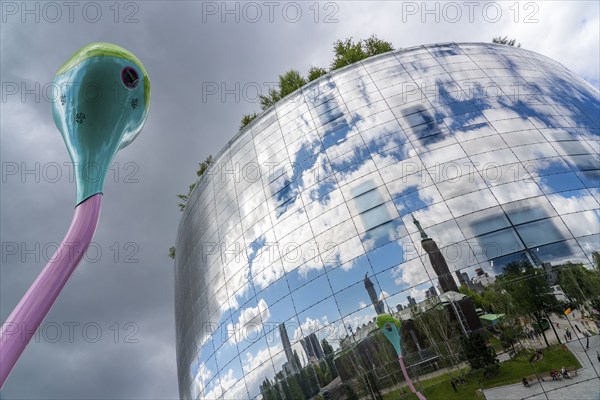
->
[{"left": 483, "top": 334, "right": 600, "bottom": 400}]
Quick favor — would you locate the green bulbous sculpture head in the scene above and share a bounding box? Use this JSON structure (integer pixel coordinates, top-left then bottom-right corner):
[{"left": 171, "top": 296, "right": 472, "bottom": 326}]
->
[
  {"left": 377, "top": 314, "right": 403, "bottom": 356},
  {"left": 51, "top": 42, "right": 150, "bottom": 204}
]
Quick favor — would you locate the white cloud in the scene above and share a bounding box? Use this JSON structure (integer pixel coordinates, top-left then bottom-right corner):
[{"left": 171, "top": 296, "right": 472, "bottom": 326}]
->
[
  {"left": 227, "top": 299, "right": 270, "bottom": 344},
  {"left": 335, "top": 1, "right": 599, "bottom": 87},
  {"left": 292, "top": 316, "right": 327, "bottom": 342}
]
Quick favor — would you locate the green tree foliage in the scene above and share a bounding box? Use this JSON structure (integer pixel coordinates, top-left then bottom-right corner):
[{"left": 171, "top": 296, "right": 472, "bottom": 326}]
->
[
  {"left": 492, "top": 35, "right": 521, "bottom": 47},
  {"left": 297, "top": 368, "right": 311, "bottom": 398},
  {"left": 592, "top": 251, "right": 600, "bottom": 273},
  {"left": 481, "top": 283, "right": 517, "bottom": 317},
  {"left": 305, "top": 365, "right": 320, "bottom": 396},
  {"left": 497, "top": 261, "right": 559, "bottom": 347},
  {"left": 240, "top": 112, "right": 257, "bottom": 130},
  {"left": 331, "top": 35, "right": 394, "bottom": 70},
  {"left": 412, "top": 298, "right": 461, "bottom": 367},
  {"left": 177, "top": 155, "right": 214, "bottom": 211},
  {"left": 498, "top": 321, "right": 523, "bottom": 354},
  {"left": 196, "top": 155, "right": 214, "bottom": 177},
  {"left": 458, "top": 284, "right": 487, "bottom": 310},
  {"left": 259, "top": 88, "right": 281, "bottom": 110},
  {"left": 279, "top": 70, "right": 307, "bottom": 98},
  {"left": 280, "top": 378, "right": 292, "bottom": 400},
  {"left": 331, "top": 38, "right": 365, "bottom": 70},
  {"left": 322, "top": 339, "right": 334, "bottom": 355},
  {"left": 557, "top": 263, "right": 600, "bottom": 315},
  {"left": 461, "top": 331, "right": 499, "bottom": 377},
  {"left": 294, "top": 365, "right": 319, "bottom": 399},
  {"left": 308, "top": 66, "right": 328, "bottom": 82},
  {"left": 343, "top": 383, "right": 359, "bottom": 400},
  {"left": 173, "top": 154, "right": 215, "bottom": 251},
  {"left": 259, "top": 70, "right": 306, "bottom": 110},
  {"left": 321, "top": 339, "right": 338, "bottom": 379},
  {"left": 363, "top": 34, "right": 395, "bottom": 56},
  {"left": 286, "top": 375, "right": 304, "bottom": 399},
  {"left": 176, "top": 183, "right": 196, "bottom": 212},
  {"left": 241, "top": 35, "right": 394, "bottom": 132},
  {"left": 315, "top": 361, "right": 332, "bottom": 386},
  {"left": 260, "top": 378, "right": 282, "bottom": 400}
]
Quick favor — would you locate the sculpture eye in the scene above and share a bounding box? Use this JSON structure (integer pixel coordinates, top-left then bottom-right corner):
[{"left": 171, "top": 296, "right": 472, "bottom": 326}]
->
[
  {"left": 385, "top": 323, "right": 392, "bottom": 332},
  {"left": 121, "top": 67, "right": 139, "bottom": 89}
]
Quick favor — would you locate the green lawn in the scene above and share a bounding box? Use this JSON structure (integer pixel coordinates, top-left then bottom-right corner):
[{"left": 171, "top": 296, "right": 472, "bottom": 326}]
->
[
  {"left": 382, "top": 345, "right": 581, "bottom": 400},
  {"left": 488, "top": 335, "right": 503, "bottom": 353}
]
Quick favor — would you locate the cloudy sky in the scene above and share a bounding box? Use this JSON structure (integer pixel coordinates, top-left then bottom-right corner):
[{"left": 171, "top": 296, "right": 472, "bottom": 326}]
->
[{"left": 1, "top": 1, "right": 598, "bottom": 398}]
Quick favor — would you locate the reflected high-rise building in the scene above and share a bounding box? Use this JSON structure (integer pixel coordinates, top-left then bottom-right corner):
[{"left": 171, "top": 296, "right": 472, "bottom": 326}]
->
[
  {"left": 364, "top": 273, "right": 385, "bottom": 314},
  {"left": 300, "top": 333, "right": 325, "bottom": 362},
  {"left": 175, "top": 43, "right": 599, "bottom": 399},
  {"left": 413, "top": 216, "right": 459, "bottom": 293},
  {"left": 279, "top": 323, "right": 298, "bottom": 374},
  {"left": 425, "top": 285, "right": 438, "bottom": 298},
  {"left": 407, "top": 296, "right": 417, "bottom": 307},
  {"left": 456, "top": 270, "right": 469, "bottom": 287}
]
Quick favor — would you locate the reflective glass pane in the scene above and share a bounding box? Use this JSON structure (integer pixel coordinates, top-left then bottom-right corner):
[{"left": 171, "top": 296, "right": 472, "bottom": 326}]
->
[{"left": 515, "top": 217, "right": 571, "bottom": 247}]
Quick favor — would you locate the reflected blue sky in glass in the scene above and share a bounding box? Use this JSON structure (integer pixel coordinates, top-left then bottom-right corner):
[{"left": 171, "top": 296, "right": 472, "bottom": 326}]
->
[
  {"left": 366, "top": 240, "right": 405, "bottom": 274},
  {"left": 575, "top": 169, "right": 600, "bottom": 188},
  {"left": 538, "top": 171, "right": 586, "bottom": 193}
]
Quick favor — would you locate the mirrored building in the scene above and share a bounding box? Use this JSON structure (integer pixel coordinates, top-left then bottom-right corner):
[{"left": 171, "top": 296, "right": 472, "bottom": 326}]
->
[{"left": 175, "top": 42, "right": 599, "bottom": 399}]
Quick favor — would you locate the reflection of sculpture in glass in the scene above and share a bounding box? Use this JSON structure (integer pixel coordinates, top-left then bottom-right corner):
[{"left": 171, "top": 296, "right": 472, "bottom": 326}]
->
[
  {"left": 0, "top": 43, "right": 150, "bottom": 387},
  {"left": 377, "top": 314, "right": 427, "bottom": 400}
]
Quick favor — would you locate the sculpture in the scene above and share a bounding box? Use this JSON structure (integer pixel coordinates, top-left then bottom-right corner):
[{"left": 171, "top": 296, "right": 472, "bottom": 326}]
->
[{"left": 0, "top": 43, "right": 150, "bottom": 387}]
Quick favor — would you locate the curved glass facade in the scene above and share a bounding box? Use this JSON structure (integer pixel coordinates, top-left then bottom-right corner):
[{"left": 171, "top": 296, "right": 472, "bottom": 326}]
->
[{"left": 175, "top": 42, "right": 599, "bottom": 399}]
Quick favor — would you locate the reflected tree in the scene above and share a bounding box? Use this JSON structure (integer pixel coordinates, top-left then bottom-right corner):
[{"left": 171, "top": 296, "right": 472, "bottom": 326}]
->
[
  {"left": 343, "top": 383, "right": 359, "bottom": 400},
  {"left": 557, "top": 262, "right": 600, "bottom": 318},
  {"left": 322, "top": 339, "right": 339, "bottom": 380},
  {"left": 315, "top": 360, "right": 332, "bottom": 386},
  {"left": 592, "top": 251, "right": 600, "bottom": 273},
  {"left": 334, "top": 331, "right": 413, "bottom": 398},
  {"left": 260, "top": 378, "right": 282, "bottom": 400},
  {"left": 461, "top": 331, "right": 499, "bottom": 378},
  {"left": 497, "top": 321, "right": 524, "bottom": 355},
  {"left": 481, "top": 283, "right": 517, "bottom": 317},
  {"left": 458, "top": 284, "right": 487, "bottom": 311},
  {"left": 411, "top": 298, "right": 462, "bottom": 371},
  {"left": 497, "top": 261, "right": 559, "bottom": 348}
]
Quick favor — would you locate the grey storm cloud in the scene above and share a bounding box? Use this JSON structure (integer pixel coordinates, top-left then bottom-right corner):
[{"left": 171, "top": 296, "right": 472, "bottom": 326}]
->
[{"left": 1, "top": 1, "right": 598, "bottom": 399}]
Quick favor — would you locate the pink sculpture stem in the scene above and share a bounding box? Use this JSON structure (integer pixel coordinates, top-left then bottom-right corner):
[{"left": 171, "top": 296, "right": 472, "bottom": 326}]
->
[
  {"left": 399, "top": 356, "right": 427, "bottom": 400},
  {"left": 0, "top": 194, "right": 102, "bottom": 388}
]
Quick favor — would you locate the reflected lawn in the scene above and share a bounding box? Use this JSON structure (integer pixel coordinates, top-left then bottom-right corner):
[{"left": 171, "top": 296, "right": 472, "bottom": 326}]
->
[{"left": 382, "top": 345, "right": 581, "bottom": 400}]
